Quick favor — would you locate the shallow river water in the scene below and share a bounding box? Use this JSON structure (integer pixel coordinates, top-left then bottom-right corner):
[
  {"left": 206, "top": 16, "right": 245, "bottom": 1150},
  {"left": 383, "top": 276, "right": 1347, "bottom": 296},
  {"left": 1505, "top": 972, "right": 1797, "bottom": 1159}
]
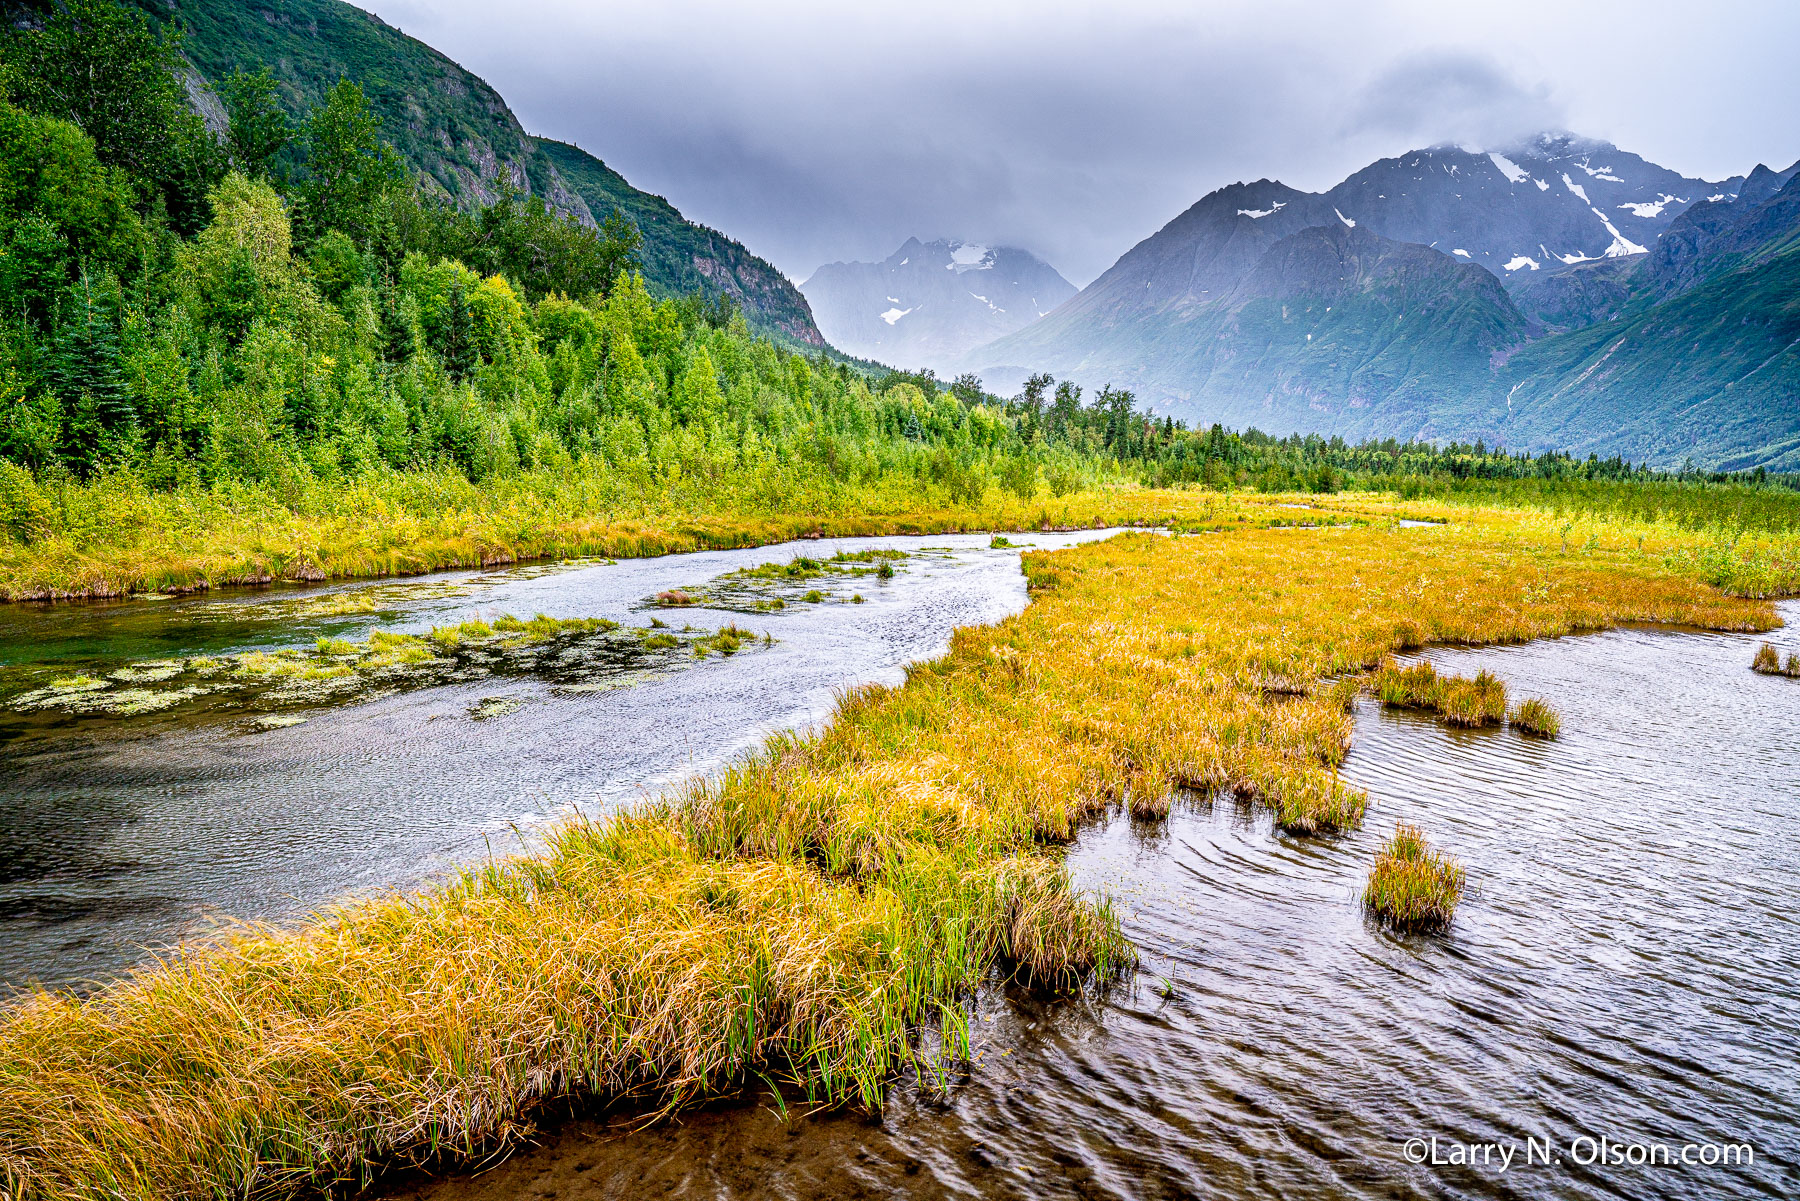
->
[
  {"left": 0, "top": 529, "right": 1125, "bottom": 989},
  {"left": 379, "top": 599, "right": 1800, "bottom": 1201}
]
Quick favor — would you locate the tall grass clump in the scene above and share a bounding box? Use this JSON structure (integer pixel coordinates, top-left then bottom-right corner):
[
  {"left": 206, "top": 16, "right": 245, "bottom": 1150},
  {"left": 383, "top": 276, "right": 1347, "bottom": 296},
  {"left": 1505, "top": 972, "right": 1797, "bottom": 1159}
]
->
[
  {"left": 1365, "top": 824, "right": 1466, "bottom": 929},
  {"left": 0, "top": 508, "right": 1778, "bottom": 1198},
  {"left": 1750, "top": 642, "right": 1800, "bottom": 677},
  {"left": 1373, "top": 659, "right": 1506, "bottom": 727},
  {"left": 1510, "top": 697, "right": 1562, "bottom": 738}
]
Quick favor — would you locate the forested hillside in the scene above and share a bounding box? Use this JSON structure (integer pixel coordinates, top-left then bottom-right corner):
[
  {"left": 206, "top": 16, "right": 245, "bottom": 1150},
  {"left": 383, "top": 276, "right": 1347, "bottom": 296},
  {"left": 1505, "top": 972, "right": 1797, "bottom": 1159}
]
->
[{"left": 147, "top": 0, "right": 823, "bottom": 345}]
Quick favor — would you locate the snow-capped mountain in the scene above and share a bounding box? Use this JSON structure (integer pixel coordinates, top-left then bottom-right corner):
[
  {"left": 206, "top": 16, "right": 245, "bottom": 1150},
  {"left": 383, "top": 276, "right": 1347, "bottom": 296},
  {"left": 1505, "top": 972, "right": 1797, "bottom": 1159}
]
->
[
  {"left": 800, "top": 238, "right": 1075, "bottom": 372},
  {"left": 1321, "top": 133, "right": 1735, "bottom": 279},
  {"left": 963, "top": 133, "right": 1800, "bottom": 469}
]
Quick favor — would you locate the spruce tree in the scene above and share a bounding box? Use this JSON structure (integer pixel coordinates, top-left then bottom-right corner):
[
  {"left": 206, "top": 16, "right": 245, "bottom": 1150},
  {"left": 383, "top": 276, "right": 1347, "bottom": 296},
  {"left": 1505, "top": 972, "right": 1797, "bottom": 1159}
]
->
[
  {"left": 52, "top": 276, "right": 130, "bottom": 474},
  {"left": 441, "top": 278, "right": 475, "bottom": 381},
  {"left": 379, "top": 281, "right": 414, "bottom": 365}
]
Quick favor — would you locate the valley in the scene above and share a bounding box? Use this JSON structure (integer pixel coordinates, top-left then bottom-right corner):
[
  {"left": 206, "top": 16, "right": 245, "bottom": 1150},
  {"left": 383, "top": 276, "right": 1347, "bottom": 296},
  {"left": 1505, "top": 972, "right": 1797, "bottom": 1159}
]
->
[{"left": 0, "top": 1, "right": 1797, "bottom": 1198}]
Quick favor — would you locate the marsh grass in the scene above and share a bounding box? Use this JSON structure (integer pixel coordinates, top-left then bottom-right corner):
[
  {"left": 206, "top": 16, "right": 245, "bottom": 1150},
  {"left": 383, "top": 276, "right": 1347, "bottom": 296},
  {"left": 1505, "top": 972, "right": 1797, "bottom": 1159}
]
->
[
  {"left": 1750, "top": 642, "right": 1800, "bottom": 677},
  {"left": 1510, "top": 697, "right": 1562, "bottom": 738},
  {"left": 1373, "top": 660, "right": 1506, "bottom": 728},
  {"left": 0, "top": 512, "right": 1776, "bottom": 1199},
  {"left": 1365, "top": 824, "right": 1465, "bottom": 929}
]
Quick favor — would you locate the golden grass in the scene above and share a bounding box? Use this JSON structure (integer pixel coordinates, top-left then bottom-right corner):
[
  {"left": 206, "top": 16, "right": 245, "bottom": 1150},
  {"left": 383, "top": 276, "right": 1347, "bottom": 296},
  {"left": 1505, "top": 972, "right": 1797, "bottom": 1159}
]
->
[
  {"left": 1510, "top": 697, "right": 1562, "bottom": 738},
  {"left": 1365, "top": 823, "right": 1466, "bottom": 929},
  {"left": 0, "top": 505, "right": 1781, "bottom": 1199},
  {"left": 1373, "top": 660, "right": 1507, "bottom": 727},
  {"left": 1750, "top": 642, "right": 1800, "bottom": 677},
  {"left": 0, "top": 468, "right": 1206, "bottom": 602}
]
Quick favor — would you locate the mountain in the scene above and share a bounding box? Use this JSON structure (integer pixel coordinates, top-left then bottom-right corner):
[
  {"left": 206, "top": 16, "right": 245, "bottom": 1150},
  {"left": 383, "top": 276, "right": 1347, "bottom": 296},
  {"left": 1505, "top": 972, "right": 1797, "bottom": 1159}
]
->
[
  {"left": 800, "top": 238, "right": 1075, "bottom": 373},
  {"left": 1325, "top": 133, "right": 1731, "bottom": 280},
  {"left": 1491, "top": 170, "right": 1800, "bottom": 470},
  {"left": 967, "top": 136, "right": 1800, "bottom": 468},
  {"left": 161, "top": 0, "right": 823, "bottom": 345}
]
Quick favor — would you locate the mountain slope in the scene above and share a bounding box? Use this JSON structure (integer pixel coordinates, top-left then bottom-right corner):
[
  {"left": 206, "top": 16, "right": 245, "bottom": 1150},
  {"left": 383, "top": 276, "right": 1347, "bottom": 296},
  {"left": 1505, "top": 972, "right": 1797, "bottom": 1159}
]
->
[
  {"left": 1489, "top": 173, "right": 1800, "bottom": 470},
  {"left": 163, "top": 0, "right": 822, "bottom": 345},
  {"left": 976, "top": 215, "right": 1529, "bottom": 438},
  {"left": 968, "top": 135, "right": 1798, "bottom": 467},
  {"left": 1322, "top": 134, "right": 1730, "bottom": 281},
  {"left": 535, "top": 139, "right": 820, "bottom": 345},
  {"left": 800, "top": 238, "right": 1074, "bottom": 372}
]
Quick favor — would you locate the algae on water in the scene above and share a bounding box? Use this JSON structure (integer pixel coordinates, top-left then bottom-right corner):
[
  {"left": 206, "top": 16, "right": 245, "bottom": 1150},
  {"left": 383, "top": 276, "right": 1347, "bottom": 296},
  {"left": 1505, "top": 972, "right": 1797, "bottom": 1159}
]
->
[
  {"left": 644, "top": 549, "right": 913, "bottom": 613},
  {"left": 3, "top": 613, "right": 772, "bottom": 729}
]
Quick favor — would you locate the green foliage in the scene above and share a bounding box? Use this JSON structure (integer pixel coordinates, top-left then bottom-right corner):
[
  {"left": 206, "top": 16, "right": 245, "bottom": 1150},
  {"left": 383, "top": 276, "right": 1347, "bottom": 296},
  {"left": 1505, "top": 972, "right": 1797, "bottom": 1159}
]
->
[
  {"left": 3, "top": 0, "right": 223, "bottom": 233},
  {"left": 165, "top": 0, "right": 822, "bottom": 345},
  {"left": 0, "top": 99, "right": 147, "bottom": 318},
  {"left": 293, "top": 79, "right": 404, "bottom": 249},
  {"left": 220, "top": 67, "right": 292, "bottom": 181},
  {"left": 397, "top": 173, "right": 644, "bottom": 302}
]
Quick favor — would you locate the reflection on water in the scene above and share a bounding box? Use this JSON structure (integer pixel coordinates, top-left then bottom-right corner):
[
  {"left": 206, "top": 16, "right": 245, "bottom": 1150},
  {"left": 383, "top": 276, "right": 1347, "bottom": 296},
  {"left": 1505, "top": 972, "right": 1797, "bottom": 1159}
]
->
[
  {"left": 382, "top": 602, "right": 1800, "bottom": 1201},
  {"left": 0, "top": 530, "right": 1122, "bottom": 989}
]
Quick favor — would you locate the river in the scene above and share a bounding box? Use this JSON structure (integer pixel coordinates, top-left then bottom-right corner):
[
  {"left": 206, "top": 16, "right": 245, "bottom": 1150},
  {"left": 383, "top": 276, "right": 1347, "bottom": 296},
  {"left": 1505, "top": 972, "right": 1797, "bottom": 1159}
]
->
[
  {"left": 0, "top": 529, "right": 1125, "bottom": 990},
  {"left": 4, "top": 541, "right": 1796, "bottom": 1199}
]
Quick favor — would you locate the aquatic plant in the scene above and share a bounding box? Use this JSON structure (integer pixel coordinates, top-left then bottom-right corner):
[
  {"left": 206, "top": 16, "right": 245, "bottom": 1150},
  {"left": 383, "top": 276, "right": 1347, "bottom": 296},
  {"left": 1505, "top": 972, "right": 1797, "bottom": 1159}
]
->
[
  {"left": 1365, "top": 823, "right": 1465, "bottom": 929},
  {"left": 1129, "top": 787, "right": 1172, "bottom": 821},
  {"left": 655, "top": 589, "right": 696, "bottom": 607},
  {"left": 990, "top": 535, "right": 1016, "bottom": 548},
  {"left": 1, "top": 613, "right": 728, "bottom": 725},
  {"left": 1510, "top": 697, "right": 1562, "bottom": 738},
  {"left": 802, "top": 589, "right": 825, "bottom": 603},
  {"left": 0, "top": 512, "right": 1775, "bottom": 1199},
  {"left": 1372, "top": 659, "right": 1505, "bottom": 728},
  {"left": 1751, "top": 642, "right": 1782, "bottom": 675}
]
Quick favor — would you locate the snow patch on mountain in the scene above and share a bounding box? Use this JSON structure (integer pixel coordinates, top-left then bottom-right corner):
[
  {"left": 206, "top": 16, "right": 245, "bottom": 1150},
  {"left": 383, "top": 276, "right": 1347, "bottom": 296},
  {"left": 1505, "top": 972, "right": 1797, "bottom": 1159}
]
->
[
  {"left": 1575, "top": 157, "right": 1626, "bottom": 182},
  {"left": 1591, "top": 209, "right": 1648, "bottom": 256},
  {"left": 1237, "top": 201, "right": 1288, "bottom": 219},
  {"left": 1488, "top": 152, "right": 1529, "bottom": 184},
  {"left": 1334, "top": 207, "right": 1356, "bottom": 228},
  {"left": 948, "top": 243, "right": 993, "bottom": 272},
  {"left": 1562, "top": 174, "right": 1592, "bottom": 204},
  {"left": 1504, "top": 255, "right": 1540, "bottom": 272},
  {"left": 1618, "top": 194, "right": 1682, "bottom": 219}
]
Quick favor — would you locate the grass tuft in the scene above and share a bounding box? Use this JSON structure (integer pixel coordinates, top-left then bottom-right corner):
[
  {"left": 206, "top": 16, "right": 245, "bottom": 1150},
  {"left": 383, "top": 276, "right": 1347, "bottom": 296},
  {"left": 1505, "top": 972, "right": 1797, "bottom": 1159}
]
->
[
  {"left": 1510, "top": 697, "right": 1561, "bottom": 738},
  {"left": 1365, "top": 823, "right": 1465, "bottom": 929},
  {"left": 1373, "top": 659, "right": 1505, "bottom": 727},
  {"left": 1750, "top": 642, "right": 1799, "bottom": 677}
]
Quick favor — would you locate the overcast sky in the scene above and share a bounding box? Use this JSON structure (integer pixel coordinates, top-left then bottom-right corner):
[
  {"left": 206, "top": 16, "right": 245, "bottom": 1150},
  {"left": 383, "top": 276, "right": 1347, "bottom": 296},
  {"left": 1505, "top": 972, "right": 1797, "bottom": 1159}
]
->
[{"left": 366, "top": 0, "right": 1800, "bottom": 286}]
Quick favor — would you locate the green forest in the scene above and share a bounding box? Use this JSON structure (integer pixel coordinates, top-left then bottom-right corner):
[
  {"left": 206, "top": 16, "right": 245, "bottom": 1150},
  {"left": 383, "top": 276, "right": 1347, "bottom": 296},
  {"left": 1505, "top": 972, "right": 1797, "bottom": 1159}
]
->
[{"left": 0, "top": 0, "right": 1795, "bottom": 596}]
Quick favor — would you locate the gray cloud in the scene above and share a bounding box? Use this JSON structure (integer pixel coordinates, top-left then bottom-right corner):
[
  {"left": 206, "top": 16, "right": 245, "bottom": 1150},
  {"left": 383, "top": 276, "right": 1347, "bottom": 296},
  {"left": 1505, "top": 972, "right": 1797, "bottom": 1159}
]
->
[
  {"left": 366, "top": 1, "right": 1800, "bottom": 286},
  {"left": 1347, "top": 52, "right": 1565, "bottom": 150}
]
